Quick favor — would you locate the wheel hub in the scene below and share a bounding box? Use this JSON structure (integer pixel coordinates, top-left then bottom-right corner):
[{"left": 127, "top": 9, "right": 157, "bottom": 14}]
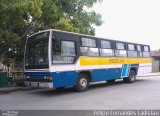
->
[
  {"left": 130, "top": 73, "right": 135, "bottom": 81},
  {"left": 80, "top": 78, "right": 87, "bottom": 88}
]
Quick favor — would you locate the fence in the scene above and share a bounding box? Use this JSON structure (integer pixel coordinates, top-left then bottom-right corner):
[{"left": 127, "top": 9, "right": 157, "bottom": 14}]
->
[{"left": 9, "top": 71, "right": 26, "bottom": 86}]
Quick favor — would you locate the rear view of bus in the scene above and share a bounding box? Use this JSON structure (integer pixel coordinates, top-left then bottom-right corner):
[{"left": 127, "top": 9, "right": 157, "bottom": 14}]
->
[{"left": 24, "top": 29, "right": 152, "bottom": 92}]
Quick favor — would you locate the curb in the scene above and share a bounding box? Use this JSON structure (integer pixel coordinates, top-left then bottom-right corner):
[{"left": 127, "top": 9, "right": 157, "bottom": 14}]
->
[
  {"left": 141, "top": 73, "right": 160, "bottom": 77},
  {"left": 0, "top": 87, "right": 23, "bottom": 94}
]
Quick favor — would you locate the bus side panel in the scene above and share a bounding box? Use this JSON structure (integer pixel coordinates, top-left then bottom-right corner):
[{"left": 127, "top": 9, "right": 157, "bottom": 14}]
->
[
  {"left": 52, "top": 71, "right": 78, "bottom": 88},
  {"left": 143, "top": 64, "right": 152, "bottom": 75},
  {"left": 91, "top": 68, "right": 122, "bottom": 82},
  {"left": 137, "top": 66, "right": 144, "bottom": 76},
  {"left": 137, "top": 63, "right": 152, "bottom": 76}
]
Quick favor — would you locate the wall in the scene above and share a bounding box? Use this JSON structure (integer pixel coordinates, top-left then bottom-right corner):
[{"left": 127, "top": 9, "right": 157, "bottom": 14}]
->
[{"left": 152, "top": 57, "right": 160, "bottom": 72}]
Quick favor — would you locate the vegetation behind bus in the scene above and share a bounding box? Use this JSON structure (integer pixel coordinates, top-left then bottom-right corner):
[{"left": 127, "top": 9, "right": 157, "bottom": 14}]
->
[{"left": 0, "top": 0, "right": 103, "bottom": 67}]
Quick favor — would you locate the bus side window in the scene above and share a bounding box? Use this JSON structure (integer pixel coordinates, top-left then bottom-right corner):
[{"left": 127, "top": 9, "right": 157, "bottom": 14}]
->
[
  {"left": 143, "top": 46, "right": 150, "bottom": 58},
  {"left": 100, "top": 40, "right": 114, "bottom": 57},
  {"left": 115, "top": 42, "right": 127, "bottom": 57},
  {"left": 52, "top": 40, "right": 76, "bottom": 64},
  {"left": 137, "top": 45, "right": 143, "bottom": 57},
  {"left": 128, "top": 44, "right": 137, "bottom": 57},
  {"left": 80, "top": 37, "right": 99, "bottom": 56},
  {"left": 61, "top": 41, "right": 76, "bottom": 56}
]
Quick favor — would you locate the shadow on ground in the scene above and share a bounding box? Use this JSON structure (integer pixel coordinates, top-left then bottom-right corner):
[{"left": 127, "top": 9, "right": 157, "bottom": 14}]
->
[{"left": 26, "top": 78, "right": 151, "bottom": 96}]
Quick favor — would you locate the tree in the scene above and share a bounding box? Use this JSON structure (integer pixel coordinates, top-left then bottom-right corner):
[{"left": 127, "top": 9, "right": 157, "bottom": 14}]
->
[
  {"left": 0, "top": 0, "right": 103, "bottom": 62},
  {"left": 38, "top": 0, "right": 103, "bottom": 35},
  {"left": 0, "top": 0, "right": 42, "bottom": 60}
]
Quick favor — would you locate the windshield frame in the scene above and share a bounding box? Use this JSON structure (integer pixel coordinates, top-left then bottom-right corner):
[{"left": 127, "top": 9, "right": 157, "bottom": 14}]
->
[{"left": 25, "top": 30, "right": 50, "bottom": 69}]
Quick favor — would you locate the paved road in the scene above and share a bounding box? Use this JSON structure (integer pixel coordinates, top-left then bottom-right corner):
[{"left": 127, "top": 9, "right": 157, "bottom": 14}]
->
[{"left": 1, "top": 75, "right": 160, "bottom": 110}]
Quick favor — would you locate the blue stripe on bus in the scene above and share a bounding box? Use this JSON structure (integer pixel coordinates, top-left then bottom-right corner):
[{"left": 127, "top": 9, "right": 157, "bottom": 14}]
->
[
  {"left": 25, "top": 71, "right": 78, "bottom": 88},
  {"left": 51, "top": 72, "right": 78, "bottom": 88},
  {"left": 25, "top": 72, "right": 50, "bottom": 79},
  {"left": 25, "top": 65, "right": 140, "bottom": 88},
  {"left": 91, "top": 68, "right": 122, "bottom": 82}
]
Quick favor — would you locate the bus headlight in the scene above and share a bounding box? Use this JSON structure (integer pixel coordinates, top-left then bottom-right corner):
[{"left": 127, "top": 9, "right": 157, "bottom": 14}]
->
[
  {"left": 44, "top": 76, "right": 52, "bottom": 81},
  {"left": 44, "top": 76, "right": 47, "bottom": 79},
  {"left": 26, "top": 76, "right": 30, "bottom": 79}
]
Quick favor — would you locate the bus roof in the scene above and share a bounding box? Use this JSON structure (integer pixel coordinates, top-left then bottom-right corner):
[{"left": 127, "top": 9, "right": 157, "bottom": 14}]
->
[{"left": 29, "top": 29, "right": 150, "bottom": 46}]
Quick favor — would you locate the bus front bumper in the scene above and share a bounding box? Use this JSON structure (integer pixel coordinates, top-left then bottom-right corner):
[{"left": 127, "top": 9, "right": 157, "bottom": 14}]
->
[{"left": 24, "top": 81, "right": 53, "bottom": 88}]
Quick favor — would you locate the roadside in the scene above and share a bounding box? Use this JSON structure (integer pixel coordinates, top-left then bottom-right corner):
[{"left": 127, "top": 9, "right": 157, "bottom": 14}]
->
[
  {"left": 0, "top": 86, "right": 23, "bottom": 94},
  {"left": 0, "top": 71, "right": 25, "bottom": 94},
  {"left": 141, "top": 72, "right": 160, "bottom": 77}
]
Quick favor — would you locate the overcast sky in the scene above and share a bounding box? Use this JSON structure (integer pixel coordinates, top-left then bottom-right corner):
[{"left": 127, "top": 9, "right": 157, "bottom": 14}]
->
[{"left": 93, "top": 0, "right": 160, "bottom": 50}]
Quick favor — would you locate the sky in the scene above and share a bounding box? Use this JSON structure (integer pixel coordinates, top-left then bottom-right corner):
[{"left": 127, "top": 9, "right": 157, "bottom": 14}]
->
[{"left": 93, "top": 0, "right": 160, "bottom": 50}]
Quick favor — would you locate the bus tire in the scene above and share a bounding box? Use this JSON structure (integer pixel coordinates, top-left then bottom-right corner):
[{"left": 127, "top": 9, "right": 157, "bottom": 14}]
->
[
  {"left": 75, "top": 73, "right": 89, "bottom": 92},
  {"left": 123, "top": 70, "right": 136, "bottom": 83},
  {"left": 107, "top": 79, "right": 115, "bottom": 84}
]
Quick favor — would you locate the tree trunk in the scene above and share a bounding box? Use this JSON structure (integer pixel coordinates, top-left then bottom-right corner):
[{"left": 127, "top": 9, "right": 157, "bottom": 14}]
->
[{"left": 0, "top": 53, "right": 5, "bottom": 70}]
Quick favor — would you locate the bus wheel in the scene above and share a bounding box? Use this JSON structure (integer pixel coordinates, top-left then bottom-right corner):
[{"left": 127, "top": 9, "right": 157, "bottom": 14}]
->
[
  {"left": 75, "top": 73, "right": 89, "bottom": 92},
  {"left": 123, "top": 70, "right": 136, "bottom": 83},
  {"left": 107, "top": 79, "right": 115, "bottom": 84}
]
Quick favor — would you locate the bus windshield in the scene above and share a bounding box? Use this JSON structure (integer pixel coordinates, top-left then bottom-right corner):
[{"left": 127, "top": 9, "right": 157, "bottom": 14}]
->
[{"left": 25, "top": 31, "right": 49, "bottom": 69}]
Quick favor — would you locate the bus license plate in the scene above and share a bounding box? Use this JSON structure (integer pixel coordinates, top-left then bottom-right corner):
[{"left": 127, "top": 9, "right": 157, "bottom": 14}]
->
[{"left": 31, "top": 82, "right": 38, "bottom": 87}]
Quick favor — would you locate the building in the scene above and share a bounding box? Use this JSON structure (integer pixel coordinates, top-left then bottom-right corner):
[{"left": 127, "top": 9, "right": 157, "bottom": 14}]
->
[{"left": 151, "top": 50, "right": 160, "bottom": 72}]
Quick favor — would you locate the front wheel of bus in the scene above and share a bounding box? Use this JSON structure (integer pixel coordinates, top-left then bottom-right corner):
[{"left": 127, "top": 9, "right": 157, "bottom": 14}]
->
[
  {"left": 75, "top": 74, "right": 89, "bottom": 92},
  {"left": 123, "top": 70, "right": 136, "bottom": 83}
]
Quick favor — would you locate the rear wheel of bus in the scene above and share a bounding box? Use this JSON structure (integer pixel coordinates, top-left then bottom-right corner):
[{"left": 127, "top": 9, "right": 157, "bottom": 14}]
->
[
  {"left": 75, "top": 73, "right": 89, "bottom": 92},
  {"left": 123, "top": 70, "right": 136, "bottom": 83},
  {"left": 107, "top": 79, "right": 115, "bottom": 84}
]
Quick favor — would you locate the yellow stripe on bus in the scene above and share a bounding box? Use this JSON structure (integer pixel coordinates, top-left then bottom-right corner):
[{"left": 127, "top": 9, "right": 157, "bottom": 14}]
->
[{"left": 80, "top": 57, "right": 152, "bottom": 66}]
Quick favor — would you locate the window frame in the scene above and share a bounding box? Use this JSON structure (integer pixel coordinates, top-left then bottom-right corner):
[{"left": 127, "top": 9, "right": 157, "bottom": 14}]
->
[
  {"left": 100, "top": 40, "right": 115, "bottom": 57},
  {"left": 25, "top": 31, "right": 50, "bottom": 69},
  {"left": 100, "top": 40, "right": 112, "bottom": 49},
  {"left": 142, "top": 45, "right": 151, "bottom": 58},
  {"left": 60, "top": 40, "right": 76, "bottom": 57},
  {"left": 115, "top": 42, "right": 127, "bottom": 57},
  {"left": 143, "top": 46, "right": 149, "bottom": 52},
  {"left": 137, "top": 45, "right": 142, "bottom": 52},
  {"left": 136, "top": 45, "right": 143, "bottom": 58},
  {"left": 127, "top": 50, "right": 138, "bottom": 58},
  {"left": 80, "top": 47, "right": 99, "bottom": 57},
  {"left": 52, "top": 39, "right": 77, "bottom": 64},
  {"left": 127, "top": 43, "right": 137, "bottom": 58},
  {"left": 81, "top": 37, "right": 97, "bottom": 48},
  {"left": 80, "top": 37, "right": 99, "bottom": 57},
  {"left": 116, "top": 42, "right": 125, "bottom": 50},
  {"left": 100, "top": 48, "right": 115, "bottom": 57},
  {"left": 115, "top": 49, "right": 127, "bottom": 57},
  {"left": 128, "top": 44, "right": 135, "bottom": 51},
  {"left": 143, "top": 52, "right": 151, "bottom": 58}
]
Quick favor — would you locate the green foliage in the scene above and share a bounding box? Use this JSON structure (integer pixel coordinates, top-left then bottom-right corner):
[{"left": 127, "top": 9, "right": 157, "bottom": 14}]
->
[
  {"left": 37, "top": 0, "right": 103, "bottom": 35},
  {"left": 0, "top": 0, "right": 103, "bottom": 61},
  {"left": 0, "top": 0, "right": 42, "bottom": 59}
]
